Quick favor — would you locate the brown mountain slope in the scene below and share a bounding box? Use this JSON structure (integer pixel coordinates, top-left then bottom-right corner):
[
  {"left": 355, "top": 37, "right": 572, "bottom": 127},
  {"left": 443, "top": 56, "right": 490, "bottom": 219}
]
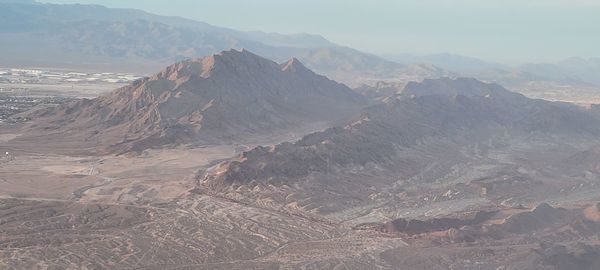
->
[
  {"left": 202, "top": 78, "right": 600, "bottom": 216},
  {"left": 14, "top": 49, "right": 366, "bottom": 154}
]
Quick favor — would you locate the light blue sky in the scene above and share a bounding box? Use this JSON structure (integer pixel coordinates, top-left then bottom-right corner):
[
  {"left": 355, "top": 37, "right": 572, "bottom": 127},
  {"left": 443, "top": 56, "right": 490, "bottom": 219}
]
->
[{"left": 43, "top": 0, "right": 600, "bottom": 64}]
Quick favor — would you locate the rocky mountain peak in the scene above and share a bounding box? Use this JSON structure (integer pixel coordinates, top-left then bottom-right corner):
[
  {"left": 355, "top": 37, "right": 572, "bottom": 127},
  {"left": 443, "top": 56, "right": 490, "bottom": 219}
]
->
[{"left": 157, "top": 48, "right": 280, "bottom": 81}]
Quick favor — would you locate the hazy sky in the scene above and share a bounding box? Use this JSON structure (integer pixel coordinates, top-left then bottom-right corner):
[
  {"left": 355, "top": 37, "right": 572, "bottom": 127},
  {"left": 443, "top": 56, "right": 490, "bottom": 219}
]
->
[{"left": 43, "top": 0, "right": 600, "bottom": 64}]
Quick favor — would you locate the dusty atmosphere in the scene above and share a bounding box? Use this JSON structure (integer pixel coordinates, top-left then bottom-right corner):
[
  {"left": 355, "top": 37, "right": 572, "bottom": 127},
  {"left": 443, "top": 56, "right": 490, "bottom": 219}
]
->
[{"left": 2, "top": 1, "right": 600, "bottom": 269}]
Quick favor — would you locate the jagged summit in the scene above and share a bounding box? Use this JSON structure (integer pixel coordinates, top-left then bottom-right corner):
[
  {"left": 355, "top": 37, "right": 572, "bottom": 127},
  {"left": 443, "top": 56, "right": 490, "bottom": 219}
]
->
[
  {"left": 156, "top": 49, "right": 324, "bottom": 84},
  {"left": 19, "top": 49, "right": 366, "bottom": 154},
  {"left": 155, "top": 49, "right": 280, "bottom": 80}
]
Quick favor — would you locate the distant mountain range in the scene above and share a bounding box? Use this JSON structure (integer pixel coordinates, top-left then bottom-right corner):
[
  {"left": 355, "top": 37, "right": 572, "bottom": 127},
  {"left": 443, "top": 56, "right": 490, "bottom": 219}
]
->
[
  {"left": 1, "top": 0, "right": 598, "bottom": 95},
  {"left": 0, "top": 0, "right": 446, "bottom": 86},
  {"left": 384, "top": 53, "right": 507, "bottom": 73},
  {"left": 519, "top": 57, "right": 600, "bottom": 86},
  {"left": 0, "top": 1, "right": 327, "bottom": 70},
  {"left": 385, "top": 53, "right": 600, "bottom": 89}
]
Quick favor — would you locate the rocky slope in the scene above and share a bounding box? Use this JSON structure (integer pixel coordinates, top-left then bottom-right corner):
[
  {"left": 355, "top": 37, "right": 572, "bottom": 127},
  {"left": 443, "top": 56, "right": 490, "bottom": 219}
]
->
[
  {"left": 201, "top": 78, "right": 600, "bottom": 218},
  {"left": 16, "top": 49, "right": 366, "bottom": 153}
]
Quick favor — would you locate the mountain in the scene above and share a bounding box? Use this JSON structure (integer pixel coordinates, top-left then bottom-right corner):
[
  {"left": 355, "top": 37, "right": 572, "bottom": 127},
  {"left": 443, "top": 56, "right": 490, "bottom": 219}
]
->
[
  {"left": 202, "top": 78, "right": 600, "bottom": 216},
  {"left": 384, "top": 53, "right": 600, "bottom": 88},
  {"left": 14, "top": 49, "right": 366, "bottom": 154},
  {"left": 379, "top": 53, "right": 600, "bottom": 104},
  {"left": 400, "top": 77, "right": 517, "bottom": 98},
  {"left": 284, "top": 47, "right": 451, "bottom": 86},
  {"left": 4, "top": 1, "right": 599, "bottom": 95},
  {"left": 520, "top": 57, "right": 600, "bottom": 87},
  {"left": 0, "top": 0, "right": 437, "bottom": 87},
  {"left": 0, "top": 1, "right": 333, "bottom": 48},
  {"left": 460, "top": 61, "right": 600, "bottom": 105},
  {"left": 0, "top": 1, "right": 328, "bottom": 72}
]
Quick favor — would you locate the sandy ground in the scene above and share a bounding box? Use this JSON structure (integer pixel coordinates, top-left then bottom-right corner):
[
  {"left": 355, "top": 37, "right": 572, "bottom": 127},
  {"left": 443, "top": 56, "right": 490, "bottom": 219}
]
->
[
  {"left": 3, "top": 136, "right": 600, "bottom": 269},
  {"left": 0, "top": 143, "right": 414, "bottom": 269},
  {"left": 0, "top": 145, "right": 236, "bottom": 203}
]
